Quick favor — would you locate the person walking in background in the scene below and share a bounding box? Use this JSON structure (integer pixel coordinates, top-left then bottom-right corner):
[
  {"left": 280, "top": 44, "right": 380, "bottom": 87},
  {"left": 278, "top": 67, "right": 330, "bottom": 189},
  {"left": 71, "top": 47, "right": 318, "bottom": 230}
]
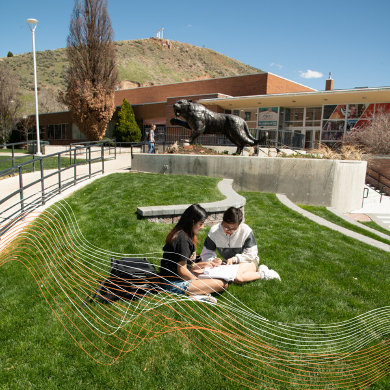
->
[{"left": 148, "top": 124, "right": 155, "bottom": 153}]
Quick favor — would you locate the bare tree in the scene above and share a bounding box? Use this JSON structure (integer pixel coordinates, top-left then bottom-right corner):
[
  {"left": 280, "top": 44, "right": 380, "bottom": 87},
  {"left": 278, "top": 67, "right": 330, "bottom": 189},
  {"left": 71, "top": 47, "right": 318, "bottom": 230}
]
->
[
  {"left": 0, "top": 64, "right": 22, "bottom": 148},
  {"left": 60, "top": 0, "right": 118, "bottom": 141},
  {"left": 345, "top": 111, "right": 390, "bottom": 155},
  {"left": 39, "top": 89, "right": 67, "bottom": 114},
  {"left": 18, "top": 115, "right": 35, "bottom": 143}
]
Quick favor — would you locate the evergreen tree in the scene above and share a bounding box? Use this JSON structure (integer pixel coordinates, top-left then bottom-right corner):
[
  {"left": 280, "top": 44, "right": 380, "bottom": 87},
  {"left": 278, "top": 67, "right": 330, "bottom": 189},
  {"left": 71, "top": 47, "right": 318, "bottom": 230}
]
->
[
  {"left": 7, "top": 51, "right": 13, "bottom": 58},
  {"left": 113, "top": 99, "right": 142, "bottom": 142}
]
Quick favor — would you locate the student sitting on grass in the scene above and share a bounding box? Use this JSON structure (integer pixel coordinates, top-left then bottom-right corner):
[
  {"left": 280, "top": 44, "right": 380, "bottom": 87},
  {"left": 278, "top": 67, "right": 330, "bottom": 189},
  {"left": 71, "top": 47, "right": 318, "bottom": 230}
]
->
[
  {"left": 200, "top": 207, "right": 281, "bottom": 284},
  {"left": 160, "top": 204, "right": 228, "bottom": 296}
]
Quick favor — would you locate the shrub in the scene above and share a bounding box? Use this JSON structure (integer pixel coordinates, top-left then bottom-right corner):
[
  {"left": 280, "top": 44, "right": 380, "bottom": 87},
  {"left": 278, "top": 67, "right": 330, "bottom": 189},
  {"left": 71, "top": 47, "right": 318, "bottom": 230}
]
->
[
  {"left": 344, "top": 111, "right": 390, "bottom": 155},
  {"left": 7, "top": 51, "right": 13, "bottom": 57},
  {"left": 113, "top": 98, "right": 142, "bottom": 142}
]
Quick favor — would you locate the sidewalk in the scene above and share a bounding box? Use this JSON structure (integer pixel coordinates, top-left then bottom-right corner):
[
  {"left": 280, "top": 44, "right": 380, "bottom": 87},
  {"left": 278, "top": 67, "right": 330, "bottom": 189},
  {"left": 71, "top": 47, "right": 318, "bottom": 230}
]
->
[
  {"left": 1, "top": 154, "right": 389, "bottom": 251},
  {"left": 0, "top": 153, "right": 132, "bottom": 229},
  {"left": 276, "top": 194, "right": 390, "bottom": 253},
  {"left": 349, "top": 185, "right": 390, "bottom": 230}
]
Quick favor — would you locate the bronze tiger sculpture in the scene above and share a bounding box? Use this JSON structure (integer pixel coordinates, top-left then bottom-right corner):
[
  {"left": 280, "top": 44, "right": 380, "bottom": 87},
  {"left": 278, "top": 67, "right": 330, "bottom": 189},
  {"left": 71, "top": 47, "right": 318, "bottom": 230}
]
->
[{"left": 170, "top": 100, "right": 267, "bottom": 155}]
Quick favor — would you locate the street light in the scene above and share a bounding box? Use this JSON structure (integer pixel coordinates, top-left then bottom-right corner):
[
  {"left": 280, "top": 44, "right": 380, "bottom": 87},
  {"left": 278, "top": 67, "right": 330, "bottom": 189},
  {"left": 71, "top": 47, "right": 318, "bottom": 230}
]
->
[{"left": 26, "top": 18, "right": 41, "bottom": 155}]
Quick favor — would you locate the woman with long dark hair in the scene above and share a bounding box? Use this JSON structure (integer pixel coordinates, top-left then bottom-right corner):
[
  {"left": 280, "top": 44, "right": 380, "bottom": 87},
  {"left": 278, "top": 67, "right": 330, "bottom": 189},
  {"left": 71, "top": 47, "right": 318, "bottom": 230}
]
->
[{"left": 160, "top": 204, "right": 228, "bottom": 296}]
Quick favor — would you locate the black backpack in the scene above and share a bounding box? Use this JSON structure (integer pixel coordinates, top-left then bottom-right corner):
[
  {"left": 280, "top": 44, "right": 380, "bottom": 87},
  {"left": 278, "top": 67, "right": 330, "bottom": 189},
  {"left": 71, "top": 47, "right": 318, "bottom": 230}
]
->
[{"left": 82, "top": 257, "right": 161, "bottom": 307}]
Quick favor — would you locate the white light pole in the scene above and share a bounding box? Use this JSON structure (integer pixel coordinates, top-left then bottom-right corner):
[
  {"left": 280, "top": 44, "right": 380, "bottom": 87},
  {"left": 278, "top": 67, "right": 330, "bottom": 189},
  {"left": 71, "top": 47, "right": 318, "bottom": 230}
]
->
[{"left": 27, "top": 18, "right": 41, "bottom": 155}]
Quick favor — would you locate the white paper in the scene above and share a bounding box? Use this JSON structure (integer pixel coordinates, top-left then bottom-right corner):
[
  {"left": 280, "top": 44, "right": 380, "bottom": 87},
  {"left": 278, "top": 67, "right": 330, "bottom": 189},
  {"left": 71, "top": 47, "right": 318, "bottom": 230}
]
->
[{"left": 198, "top": 264, "right": 239, "bottom": 282}]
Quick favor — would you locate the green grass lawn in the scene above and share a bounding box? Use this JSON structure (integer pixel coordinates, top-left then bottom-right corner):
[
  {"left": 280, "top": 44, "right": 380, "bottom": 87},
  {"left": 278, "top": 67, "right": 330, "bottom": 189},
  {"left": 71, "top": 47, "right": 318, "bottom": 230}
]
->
[
  {"left": 0, "top": 156, "right": 87, "bottom": 177},
  {"left": 361, "top": 220, "right": 390, "bottom": 235},
  {"left": 0, "top": 148, "right": 29, "bottom": 154},
  {"left": 1, "top": 173, "right": 390, "bottom": 389},
  {"left": 299, "top": 205, "right": 390, "bottom": 245}
]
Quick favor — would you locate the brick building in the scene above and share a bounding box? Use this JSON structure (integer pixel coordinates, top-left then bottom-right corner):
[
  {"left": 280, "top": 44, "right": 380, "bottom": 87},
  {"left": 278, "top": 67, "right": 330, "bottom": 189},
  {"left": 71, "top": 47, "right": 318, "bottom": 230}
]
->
[
  {"left": 35, "top": 72, "right": 314, "bottom": 146},
  {"left": 34, "top": 72, "right": 390, "bottom": 150},
  {"left": 199, "top": 81, "right": 390, "bottom": 149}
]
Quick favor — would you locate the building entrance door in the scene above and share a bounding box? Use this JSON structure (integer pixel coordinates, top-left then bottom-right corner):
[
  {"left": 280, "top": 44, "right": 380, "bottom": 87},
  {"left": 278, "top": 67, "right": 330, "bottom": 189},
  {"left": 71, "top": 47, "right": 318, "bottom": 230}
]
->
[
  {"left": 305, "top": 130, "right": 313, "bottom": 149},
  {"left": 304, "top": 129, "right": 321, "bottom": 149}
]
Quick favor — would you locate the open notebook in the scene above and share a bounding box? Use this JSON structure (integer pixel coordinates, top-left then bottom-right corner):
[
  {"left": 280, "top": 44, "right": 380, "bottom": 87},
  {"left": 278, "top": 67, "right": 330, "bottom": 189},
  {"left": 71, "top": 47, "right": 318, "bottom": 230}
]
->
[{"left": 198, "top": 264, "right": 239, "bottom": 282}]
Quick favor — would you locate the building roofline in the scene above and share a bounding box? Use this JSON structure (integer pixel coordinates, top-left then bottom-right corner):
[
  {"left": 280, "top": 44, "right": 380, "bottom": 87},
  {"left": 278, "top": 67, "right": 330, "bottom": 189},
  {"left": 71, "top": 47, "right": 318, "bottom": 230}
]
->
[
  {"left": 200, "top": 86, "right": 390, "bottom": 102},
  {"left": 116, "top": 71, "right": 314, "bottom": 93},
  {"left": 166, "top": 92, "right": 231, "bottom": 101},
  {"left": 267, "top": 72, "right": 317, "bottom": 91}
]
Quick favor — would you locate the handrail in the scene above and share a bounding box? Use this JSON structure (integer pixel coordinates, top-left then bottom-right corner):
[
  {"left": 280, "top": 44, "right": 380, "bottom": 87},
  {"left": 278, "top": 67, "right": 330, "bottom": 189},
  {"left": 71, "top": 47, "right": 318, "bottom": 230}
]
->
[
  {"left": 366, "top": 165, "right": 389, "bottom": 202},
  {"left": 366, "top": 176, "right": 388, "bottom": 204},
  {"left": 0, "top": 140, "right": 49, "bottom": 174},
  {"left": 0, "top": 141, "right": 115, "bottom": 238},
  {"left": 367, "top": 166, "right": 390, "bottom": 182}
]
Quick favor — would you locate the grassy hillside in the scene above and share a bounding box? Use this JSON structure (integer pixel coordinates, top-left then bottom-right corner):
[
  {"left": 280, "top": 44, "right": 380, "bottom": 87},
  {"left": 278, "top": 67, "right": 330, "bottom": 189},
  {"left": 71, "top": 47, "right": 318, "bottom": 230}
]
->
[
  {"left": 115, "top": 38, "right": 262, "bottom": 87},
  {"left": 0, "top": 38, "right": 262, "bottom": 114}
]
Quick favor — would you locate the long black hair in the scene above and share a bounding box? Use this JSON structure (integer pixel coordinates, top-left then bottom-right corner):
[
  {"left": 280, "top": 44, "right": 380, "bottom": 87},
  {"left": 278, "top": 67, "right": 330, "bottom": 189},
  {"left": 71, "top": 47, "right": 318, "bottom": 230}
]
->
[{"left": 166, "top": 204, "right": 208, "bottom": 246}]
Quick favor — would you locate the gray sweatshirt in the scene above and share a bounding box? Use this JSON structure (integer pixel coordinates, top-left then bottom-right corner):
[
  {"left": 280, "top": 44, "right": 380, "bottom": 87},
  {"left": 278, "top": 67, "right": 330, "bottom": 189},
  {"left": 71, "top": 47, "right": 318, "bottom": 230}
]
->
[{"left": 200, "top": 223, "right": 259, "bottom": 266}]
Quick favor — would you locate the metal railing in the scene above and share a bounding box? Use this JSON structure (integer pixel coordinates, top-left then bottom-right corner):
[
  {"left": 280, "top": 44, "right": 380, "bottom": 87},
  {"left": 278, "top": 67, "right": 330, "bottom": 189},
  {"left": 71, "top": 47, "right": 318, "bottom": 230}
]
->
[
  {"left": 145, "top": 127, "right": 271, "bottom": 147},
  {"left": 267, "top": 130, "right": 305, "bottom": 150},
  {"left": 0, "top": 140, "right": 50, "bottom": 174},
  {"left": 70, "top": 139, "right": 116, "bottom": 157},
  {"left": 0, "top": 140, "right": 115, "bottom": 237},
  {"left": 366, "top": 166, "right": 390, "bottom": 202},
  {"left": 114, "top": 127, "right": 303, "bottom": 157}
]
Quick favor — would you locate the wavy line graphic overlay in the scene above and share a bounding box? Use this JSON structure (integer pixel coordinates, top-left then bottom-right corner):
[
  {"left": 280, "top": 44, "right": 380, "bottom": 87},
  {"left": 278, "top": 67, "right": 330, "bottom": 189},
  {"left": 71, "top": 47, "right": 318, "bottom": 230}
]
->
[{"left": 1, "top": 200, "right": 390, "bottom": 389}]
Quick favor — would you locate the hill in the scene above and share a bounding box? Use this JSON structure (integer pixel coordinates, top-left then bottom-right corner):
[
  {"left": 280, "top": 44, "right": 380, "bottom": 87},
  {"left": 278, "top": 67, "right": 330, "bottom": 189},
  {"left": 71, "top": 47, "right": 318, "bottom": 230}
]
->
[{"left": 0, "top": 38, "right": 262, "bottom": 115}]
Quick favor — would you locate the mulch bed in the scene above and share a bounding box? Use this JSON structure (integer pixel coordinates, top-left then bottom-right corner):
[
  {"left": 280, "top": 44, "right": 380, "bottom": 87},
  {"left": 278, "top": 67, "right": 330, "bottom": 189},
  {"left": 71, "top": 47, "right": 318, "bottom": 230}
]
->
[
  {"left": 163, "top": 145, "right": 224, "bottom": 155},
  {"left": 346, "top": 213, "right": 372, "bottom": 222}
]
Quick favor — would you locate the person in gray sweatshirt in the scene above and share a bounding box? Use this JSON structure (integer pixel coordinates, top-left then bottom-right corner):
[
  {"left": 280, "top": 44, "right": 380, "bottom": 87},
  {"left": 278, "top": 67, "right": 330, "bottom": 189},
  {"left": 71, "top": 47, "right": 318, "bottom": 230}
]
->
[{"left": 200, "top": 207, "right": 281, "bottom": 284}]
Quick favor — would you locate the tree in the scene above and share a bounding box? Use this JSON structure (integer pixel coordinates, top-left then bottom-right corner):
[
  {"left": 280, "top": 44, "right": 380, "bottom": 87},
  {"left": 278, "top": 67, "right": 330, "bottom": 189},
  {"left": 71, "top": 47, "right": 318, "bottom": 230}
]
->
[
  {"left": 7, "top": 51, "right": 13, "bottom": 58},
  {"left": 0, "top": 64, "right": 22, "bottom": 148},
  {"left": 113, "top": 99, "right": 142, "bottom": 142},
  {"left": 17, "top": 115, "right": 35, "bottom": 142},
  {"left": 39, "top": 89, "right": 67, "bottom": 114},
  {"left": 60, "top": 0, "right": 118, "bottom": 141},
  {"left": 344, "top": 111, "right": 390, "bottom": 155}
]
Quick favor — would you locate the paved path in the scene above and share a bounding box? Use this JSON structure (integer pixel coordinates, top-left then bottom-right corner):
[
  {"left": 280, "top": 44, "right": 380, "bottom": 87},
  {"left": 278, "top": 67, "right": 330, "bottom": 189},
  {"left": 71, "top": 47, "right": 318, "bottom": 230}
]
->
[
  {"left": 1, "top": 154, "right": 389, "bottom": 252},
  {"left": 350, "top": 185, "right": 390, "bottom": 231},
  {"left": 276, "top": 194, "right": 390, "bottom": 252},
  {"left": 0, "top": 153, "right": 132, "bottom": 231}
]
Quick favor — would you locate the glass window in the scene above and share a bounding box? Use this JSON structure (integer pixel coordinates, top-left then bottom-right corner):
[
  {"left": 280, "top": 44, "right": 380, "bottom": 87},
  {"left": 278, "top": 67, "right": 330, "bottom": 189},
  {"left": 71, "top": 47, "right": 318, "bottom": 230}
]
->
[
  {"left": 278, "top": 108, "right": 285, "bottom": 130},
  {"left": 244, "top": 112, "right": 251, "bottom": 121},
  {"left": 323, "top": 105, "right": 337, "bottom": 120},
  {"left": 284, "top": 108, "right": 304, "bottom": 127},
  {"left": 322, "top": 120, "right": 345, "bottom": 141},
  {"left": 267, "top": 130, "right": 277, "bottom": 143},
  {"left": 48, "top": 124, "right": 69, "bottom": 140},
  {"left": 72, "top": 123, "right": 87, "bottom": 140},
  {"left": 346, "top": 103, "right": 370, "bottom": 119},
  {"left": 29, "top": 126, "right": 45, "bottom": 141},
  {"left": 225, "top": 109, "right": 232, "bottom": 114},
  {"left": 305, "top": 107, "right": 322, "bottom": 126},
  {"left": 104, "top": 120, "right": 116, "bottom": 138},
  {"left": 233, "top": 110, "right": 239, "bottom": 116}
]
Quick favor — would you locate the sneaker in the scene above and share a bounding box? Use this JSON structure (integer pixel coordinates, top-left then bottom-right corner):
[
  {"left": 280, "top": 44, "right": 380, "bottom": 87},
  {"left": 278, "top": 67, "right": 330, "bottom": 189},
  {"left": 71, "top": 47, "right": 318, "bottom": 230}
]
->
[
  {"left": 258, "top": 265, "right": 281, "bottom": 281},
  {"left": 187, "top": 294, "right": 217, "bottom": 304}
]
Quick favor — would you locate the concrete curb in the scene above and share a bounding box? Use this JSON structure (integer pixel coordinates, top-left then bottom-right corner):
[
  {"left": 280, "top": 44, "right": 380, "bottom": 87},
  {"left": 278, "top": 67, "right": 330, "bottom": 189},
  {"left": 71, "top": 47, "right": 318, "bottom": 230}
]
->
[
  {"left": 367, "top": 214, "right": 390, "bottom": 232},
  {"left": 326, "top": 207, "right": 390, "bottom": 239},
  {"left": 276, "top": 194, "right": 390, "bottom": 252},
  {"left": 137, "top": 178, "right": 245, "bottom": 217}
]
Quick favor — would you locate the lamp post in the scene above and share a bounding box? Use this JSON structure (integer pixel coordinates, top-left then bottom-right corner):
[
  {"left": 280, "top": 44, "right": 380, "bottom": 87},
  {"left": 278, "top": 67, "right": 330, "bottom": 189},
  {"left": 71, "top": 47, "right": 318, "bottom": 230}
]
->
[{"left": 26, "top": 18, "right": 41, "bottom": 155}]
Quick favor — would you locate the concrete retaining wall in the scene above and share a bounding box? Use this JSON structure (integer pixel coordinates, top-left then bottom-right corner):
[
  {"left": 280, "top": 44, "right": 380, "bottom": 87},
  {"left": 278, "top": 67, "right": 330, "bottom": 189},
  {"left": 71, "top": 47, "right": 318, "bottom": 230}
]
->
[{"left": 132, "top": 154, "right": 367, "bottom": 213}]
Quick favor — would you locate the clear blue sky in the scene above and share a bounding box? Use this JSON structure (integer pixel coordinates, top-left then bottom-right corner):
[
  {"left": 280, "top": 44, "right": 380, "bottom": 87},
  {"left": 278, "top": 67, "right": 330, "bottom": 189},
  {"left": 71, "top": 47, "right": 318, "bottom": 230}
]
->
[{"left": 2, "top": 0, "right": 389, "bottom": 91}]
